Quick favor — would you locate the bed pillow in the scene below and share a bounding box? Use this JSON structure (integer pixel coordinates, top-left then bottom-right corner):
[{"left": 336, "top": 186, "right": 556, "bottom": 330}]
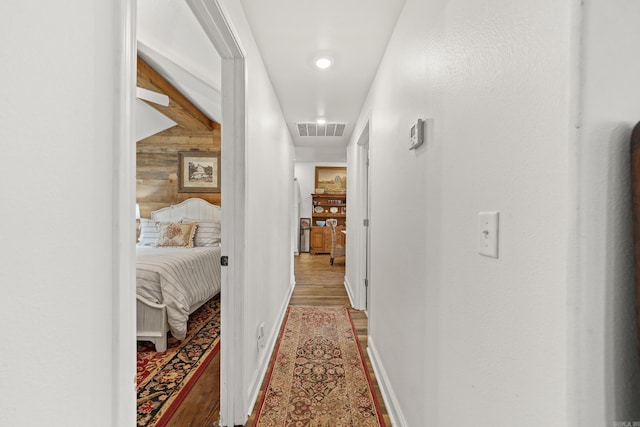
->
[
  {"left": 138, "top": 218, "right": 160, "bottom": 246},
  {"left": 156, "top": 222, "right": 197, "bottom": 248},
  {"left": 181, "top": 218, "right": 221, "bottom": 247}
]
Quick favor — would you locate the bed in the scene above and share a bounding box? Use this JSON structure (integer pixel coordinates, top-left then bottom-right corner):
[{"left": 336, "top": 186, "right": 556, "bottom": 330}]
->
[{"left": 136, "top": 198, "right": 222, "bottom": 351}]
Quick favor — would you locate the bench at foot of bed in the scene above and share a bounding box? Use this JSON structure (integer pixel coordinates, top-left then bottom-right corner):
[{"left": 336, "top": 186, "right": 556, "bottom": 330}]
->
[{"left": 136, "top": 295, "right": 169, "bottom": 352}]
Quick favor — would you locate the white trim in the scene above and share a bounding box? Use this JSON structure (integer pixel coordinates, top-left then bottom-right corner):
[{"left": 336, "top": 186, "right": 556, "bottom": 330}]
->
[
  {"left": 368, "top": 336, "right": 408, "bottom": 427},
  {"left": 344, "top": 276, "right": 356, "bottom": 308},
  {"left": 136, "top": 87, "right": 170, "bottom": 106},
  {"left": 114, "top": 0, "right": 137, "bottom": 425},
  {"left": 567, "top": 0, "right": 585, "bottom": 425},
  {"left": 246, "top": 280, "right": 295, "bottom": 415},
  {"left": 185, "top": 1, "right": 247, "bottom": 425}
]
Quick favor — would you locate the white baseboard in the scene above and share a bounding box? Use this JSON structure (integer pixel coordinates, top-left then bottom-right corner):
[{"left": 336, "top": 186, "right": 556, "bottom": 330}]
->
[
  {"left": 246, "top": 280, "right": 295, "bottom": 415},
  {"left": 368, "top": 336, "right": 408, "bottom": 427},
  {"left": 344, "top": 275, "right": 356, "bottom": 308}
]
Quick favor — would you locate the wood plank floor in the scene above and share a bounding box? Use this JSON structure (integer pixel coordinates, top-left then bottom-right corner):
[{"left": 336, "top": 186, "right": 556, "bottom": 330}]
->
[
  {"left": 163, "top": 352, "right": 220, "bottom": 427},
  {"left": 161, "top": 252, "right": 388, "bottom": 427}
]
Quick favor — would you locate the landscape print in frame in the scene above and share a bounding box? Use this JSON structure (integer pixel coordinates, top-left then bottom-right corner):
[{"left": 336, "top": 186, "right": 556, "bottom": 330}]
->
[
  {"left": 315, "top": 166, "right": 347, "bottom": 193},
  {"left": 178, "top": 151, "right": 221, "bottom": 193}
]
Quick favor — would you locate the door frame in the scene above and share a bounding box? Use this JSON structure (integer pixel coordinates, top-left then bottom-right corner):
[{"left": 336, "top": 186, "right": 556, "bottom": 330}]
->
[
  {"left": 354, "top": 119, "right": 370, "bottom": 311},
  {"left": 113, "top": 1, "right": 137, "bottom": 425},
  {"left": 186, "top": 1, "right": 247, "bottom": 424},
  {"left": 114, "top": 1, "right": 248, "bottom": 425}
]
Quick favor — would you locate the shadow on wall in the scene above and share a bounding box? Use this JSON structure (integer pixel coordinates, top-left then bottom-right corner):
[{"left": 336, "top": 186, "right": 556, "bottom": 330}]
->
[{"left": 608, "top": 123, "right": 640, "bottom": 421}]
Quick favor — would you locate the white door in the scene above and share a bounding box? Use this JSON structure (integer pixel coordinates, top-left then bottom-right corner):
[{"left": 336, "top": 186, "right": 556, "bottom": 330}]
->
[{"left": 356, "top": 122, "right": 371, "bottom": 312}]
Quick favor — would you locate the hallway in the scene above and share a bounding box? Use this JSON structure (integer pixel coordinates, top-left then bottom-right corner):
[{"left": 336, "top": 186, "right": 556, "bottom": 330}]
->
[{"left": 246, "top": 253, "right": 391, "bottom": 425}]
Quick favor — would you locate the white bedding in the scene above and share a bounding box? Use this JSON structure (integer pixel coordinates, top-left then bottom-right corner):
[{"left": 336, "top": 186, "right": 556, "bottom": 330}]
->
[{"left": 135, "top": 245, "right": 221, "bottom": 340}]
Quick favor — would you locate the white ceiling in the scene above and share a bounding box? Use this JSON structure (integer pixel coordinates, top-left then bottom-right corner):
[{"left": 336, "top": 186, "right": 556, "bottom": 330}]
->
[{"left": 137, "top": 0, "right": 406, "bottom": 160}]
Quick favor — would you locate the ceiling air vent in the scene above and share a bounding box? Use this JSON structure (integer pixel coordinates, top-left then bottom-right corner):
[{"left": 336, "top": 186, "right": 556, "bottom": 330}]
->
[{"left": 296, "top": 122, "right": 346, "bottom": 137}]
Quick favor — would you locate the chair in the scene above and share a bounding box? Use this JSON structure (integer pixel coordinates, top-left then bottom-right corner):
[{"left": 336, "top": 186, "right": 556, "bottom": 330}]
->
[{"left": 326, "top": 219, "right": 345, "bottom": 266}]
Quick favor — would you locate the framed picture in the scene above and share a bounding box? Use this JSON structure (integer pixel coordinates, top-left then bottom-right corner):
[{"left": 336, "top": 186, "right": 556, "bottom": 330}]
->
[
  {"left": 178, "top": 151, "right": 221, "bottom": 193},
  {"left": 315, "top": 166, "right": 347, "bottom": 193},
  {"left": 300, "top": 218, "right": 311, "bottom": 230}
]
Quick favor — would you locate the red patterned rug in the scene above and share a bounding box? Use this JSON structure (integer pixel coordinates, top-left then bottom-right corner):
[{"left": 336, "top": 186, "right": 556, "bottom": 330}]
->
[
  {"left": 254, "top": 306, "right": 385, "bottom": 426},
  {"left": 137, "top": 294, "right": 221, "bottom": 427}
]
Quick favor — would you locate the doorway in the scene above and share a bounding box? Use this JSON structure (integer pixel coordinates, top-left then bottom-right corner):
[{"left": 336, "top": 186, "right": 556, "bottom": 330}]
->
[
  {"left": 355, "top": 121, "right": 371, "bottom": 311},
  {"left": 115, "top": 1, "right": 248, "bottom": 425}
]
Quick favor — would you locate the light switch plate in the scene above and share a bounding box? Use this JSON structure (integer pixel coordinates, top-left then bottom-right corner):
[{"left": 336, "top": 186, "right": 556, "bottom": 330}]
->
[
  {"left": 409, "top": 118, "right": 424, "bottom": 150},
  {"left": 479, "top": 212, "right": 499, "bottom": 258}
]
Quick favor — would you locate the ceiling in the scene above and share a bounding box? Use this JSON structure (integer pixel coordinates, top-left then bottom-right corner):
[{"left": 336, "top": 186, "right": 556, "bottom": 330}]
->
[{"left": 137, "top": 0, "right": 406, "bottom": 161}]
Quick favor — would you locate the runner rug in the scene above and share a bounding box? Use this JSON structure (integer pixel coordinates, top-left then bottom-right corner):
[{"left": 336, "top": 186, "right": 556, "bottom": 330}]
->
[
  {"left": 254, "top": 306, "right": 385, "bottom": 426},
  {"left": 136, "top": 294, "right": 221, "bottom": 427}
]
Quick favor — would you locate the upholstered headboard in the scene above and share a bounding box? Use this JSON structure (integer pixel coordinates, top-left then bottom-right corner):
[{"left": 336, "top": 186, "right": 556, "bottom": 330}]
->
[{"left": 151, "top": 198, "right": 221, "bottom": 222}]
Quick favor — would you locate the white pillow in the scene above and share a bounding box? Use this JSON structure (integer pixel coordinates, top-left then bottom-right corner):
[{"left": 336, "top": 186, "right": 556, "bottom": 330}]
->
[
  {"left": 181, "top": 217, "right": 221, "bottom": 247},
  {"left": 138, "top": 218, "right": 159, "bottom": 246}
]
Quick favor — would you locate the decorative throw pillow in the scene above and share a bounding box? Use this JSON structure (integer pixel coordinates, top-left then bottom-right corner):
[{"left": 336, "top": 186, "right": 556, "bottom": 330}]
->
[
  {"left": 156, "top": 222, "right": 197, "bottom": 247},
  {"left": 138, "top": 218, "right": 159, "bottom": 246},
  {"left": 181, "top": 218, "right": 221, "bottom": 247}
]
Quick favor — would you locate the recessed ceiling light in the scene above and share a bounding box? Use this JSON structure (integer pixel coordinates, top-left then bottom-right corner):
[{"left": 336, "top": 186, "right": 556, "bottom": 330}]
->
[
  {"left": 316, "top": 118, "right": 327, "bottom": 125},
  {"left": 314, "top": 56, "right": 333, "bottom": 69}
]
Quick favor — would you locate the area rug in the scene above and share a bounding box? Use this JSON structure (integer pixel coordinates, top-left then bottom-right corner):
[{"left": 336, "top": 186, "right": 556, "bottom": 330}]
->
[
  {"left": 254, "top": 306, "right": 385, "bottom": 426},
  {"left": 137, "top": 294, "right": 221, "bottom": 427}
]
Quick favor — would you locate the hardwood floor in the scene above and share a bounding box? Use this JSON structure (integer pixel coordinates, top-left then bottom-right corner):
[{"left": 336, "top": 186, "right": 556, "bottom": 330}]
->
[
  {"left": 164, "top": 353, "right": 220, "bottom": 427},
  {"left": 162, "top": 252, "right": 388, "bottom": 427}
]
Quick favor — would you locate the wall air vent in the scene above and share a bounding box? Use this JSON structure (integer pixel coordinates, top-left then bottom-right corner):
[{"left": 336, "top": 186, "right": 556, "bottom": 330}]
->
[{"left": 296, "top": 122, "right": 346, "bottom": 137}]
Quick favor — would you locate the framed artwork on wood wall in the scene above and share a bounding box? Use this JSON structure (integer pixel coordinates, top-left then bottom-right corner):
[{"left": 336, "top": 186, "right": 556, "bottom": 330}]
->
[
  {"left": 178, "top": 151, "right": 221, "bottom": 193},
  {"left": 315, "top": 166, "right": 347, "bottom": 193}
]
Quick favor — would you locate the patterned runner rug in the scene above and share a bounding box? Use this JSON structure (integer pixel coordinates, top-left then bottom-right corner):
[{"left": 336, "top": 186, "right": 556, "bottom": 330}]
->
[
  {"left": 136, "top": 294, "right": 221, "bottom": 427},
  {"left": 255, "top": 306, "right": 385, "bottom": 426}
]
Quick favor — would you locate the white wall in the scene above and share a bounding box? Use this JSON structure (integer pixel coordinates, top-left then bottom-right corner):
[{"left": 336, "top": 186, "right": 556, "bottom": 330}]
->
[
  {"left": 135, "top": 99, "right": 176, "bottom": 141},
  {"left": 349, "top": 0, "right": 573, "bottom": 425},
  {"left": 217, "top": 0, "right": 296, "bottom": 420},
  {"left": 572, "top": 0, "right": 640, "bottom": 424},
  {"left": 0, "top": 1, "right": 295, "bottom": 426},
  {"left": 0, "top": 2, "right": 130, "bottom": 426},
  {"left": 295, "top": 146, "right": 347, "bottom": 162}
]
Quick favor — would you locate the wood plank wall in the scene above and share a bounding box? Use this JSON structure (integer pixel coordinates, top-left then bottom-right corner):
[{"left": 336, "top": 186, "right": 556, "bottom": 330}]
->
[{"left": 136, "top": 124, "right": 221, "bottom": 219}]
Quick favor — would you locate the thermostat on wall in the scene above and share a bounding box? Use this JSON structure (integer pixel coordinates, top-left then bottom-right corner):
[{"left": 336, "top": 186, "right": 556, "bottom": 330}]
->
[{"left": 409, "top": 118, "right": 425, "bottom": 150}]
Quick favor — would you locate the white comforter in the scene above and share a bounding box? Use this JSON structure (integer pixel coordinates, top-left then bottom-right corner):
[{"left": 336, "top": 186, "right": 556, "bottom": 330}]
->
[{"left": 135, "top": 245, "right": 221, "bottom": 340}]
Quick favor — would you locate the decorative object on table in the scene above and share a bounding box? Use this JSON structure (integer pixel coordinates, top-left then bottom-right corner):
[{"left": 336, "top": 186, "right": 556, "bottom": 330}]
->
[
  {"left": 254, "top": 306, "right": 385, "bottom": 426},
  {"left": 329, "top": 206, "right": 338, "bottom": 213},
  {"left": 315, "top": 220, "right": 326, "bottom": 227},
  {"left": 314, "top": 166, "right": 346, "bottom": 193},
  {"left": 178, "top": 151, "right": 221, "bottom": 193},
  {"left": 137, "top": 294, "right": 221, "bottom": 427},
  {"left": 315, "top": 188, "right": 325, "bottom": 194},
  {"left": 314, "top": 206, "right": 325, "bottom": 213}
]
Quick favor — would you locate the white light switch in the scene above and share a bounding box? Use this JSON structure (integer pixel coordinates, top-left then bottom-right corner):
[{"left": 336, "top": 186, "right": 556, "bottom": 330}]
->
[{"left": 479, "top": 212, "right": 499, "bottom": 258}]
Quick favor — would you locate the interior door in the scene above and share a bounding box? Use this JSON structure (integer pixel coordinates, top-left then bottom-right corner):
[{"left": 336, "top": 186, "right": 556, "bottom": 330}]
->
[{"left": 365, "top": 147, "right": 371, "bottom": 311}]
